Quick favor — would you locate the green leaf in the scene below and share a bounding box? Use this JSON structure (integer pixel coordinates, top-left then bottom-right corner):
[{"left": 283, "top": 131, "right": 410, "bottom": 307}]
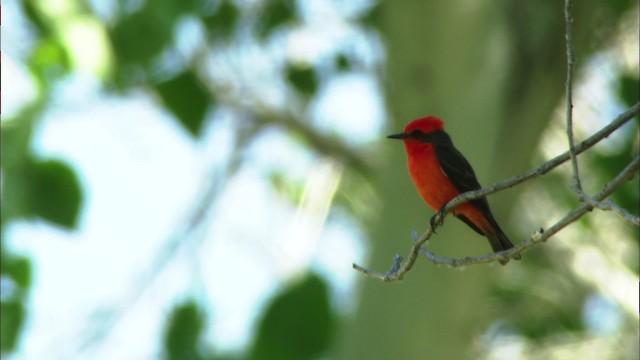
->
[
  {"left": 29, "top": 38, "right": 72, "bottom": 87},
  {"left": 618, "top": 74, "right": 639, "bottom": 110},
  {"left": 0, "top": 248, "right": 31, "bottom": 356},
  {"left": 335, "top": 53, "right": 352, "bottom": 72},
  {"left": 1, "top": 301, "right": 25, "bottom": 353},
  {"left": 111, "top": 10, "right": 172, "bottom": 65},
  {"left": 360, "top": 2, "right": 383, "bottom": 29},
  {"left": 155, "top": 71, "right": 212, "bottom": 137},
  {"left": 204, "top": 0, "right": 240, "bottom": 40},
  {"left": 155, "top": 0, "right": 200, "bottom": 19},
  {"left": 599, "top": 0, "right": 636, "bottom": 17},
  {"left": 0, "top": 255, "right": 32, "bottom": 290},
  {"left": 20, "top": 1, "right": 51, "bottom": 36},
  {"left": 1, "top": 104, "right": 47, "bottom": 224},
  {"left": 29, "top": 159, "right": 83, "bottom": 229},
  {"left": 249, "top": 273, "right": 334, "bottom": 360},
  {"left": 164, "top": 300, "right": 205, "bottom": 360},
  {"left": 591, "top": 133, "right": 640, "bottom": 216},
  {"left": 256, "top": 0, "right": 296, "bottom": 40},
  {"left": 286, "top": 64, "right": 318, "bottom": 97},
  {"left": 268, "top": 170, "right": 305, "bottom": 204}
]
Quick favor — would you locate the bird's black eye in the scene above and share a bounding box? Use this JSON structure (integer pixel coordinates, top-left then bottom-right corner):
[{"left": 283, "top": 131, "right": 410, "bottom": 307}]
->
[{"left": 410, "top": 129, "right": 422, "bottom": 137}]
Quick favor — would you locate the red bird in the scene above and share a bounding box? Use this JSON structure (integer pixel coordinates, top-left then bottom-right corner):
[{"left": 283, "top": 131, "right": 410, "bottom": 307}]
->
[{"left": 388, "top": 116, "right": 520, "bottom": 264}]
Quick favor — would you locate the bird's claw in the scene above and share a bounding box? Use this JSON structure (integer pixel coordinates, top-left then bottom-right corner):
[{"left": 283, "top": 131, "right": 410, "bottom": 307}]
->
[
  {"left": 429, "top": 207, "right": 446, "bottom": 232},
  {"left": 429, "top": 215, "right": 438, "bottom": 231}
]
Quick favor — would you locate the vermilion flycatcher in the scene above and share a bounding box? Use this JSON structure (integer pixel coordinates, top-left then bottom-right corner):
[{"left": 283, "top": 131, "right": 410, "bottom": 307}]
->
[{"left": 388, "top": 116, "right": 520, "bottom": 264}]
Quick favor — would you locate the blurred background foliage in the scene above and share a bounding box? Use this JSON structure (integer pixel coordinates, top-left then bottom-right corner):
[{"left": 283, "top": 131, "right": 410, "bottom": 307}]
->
[{"left": 1, "top": 0, "right": 639, "bottom": 359}]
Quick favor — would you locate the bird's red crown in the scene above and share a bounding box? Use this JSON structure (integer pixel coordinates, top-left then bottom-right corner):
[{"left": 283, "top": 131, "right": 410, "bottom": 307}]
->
[{"left": 404, "top": 116, "right": 444, "bottom": 134}]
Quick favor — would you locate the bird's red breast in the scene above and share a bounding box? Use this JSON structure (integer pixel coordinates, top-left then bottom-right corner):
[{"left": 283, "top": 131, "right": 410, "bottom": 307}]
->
[{"left": 399, "top": 116, "right": 454, "bottom": 209}]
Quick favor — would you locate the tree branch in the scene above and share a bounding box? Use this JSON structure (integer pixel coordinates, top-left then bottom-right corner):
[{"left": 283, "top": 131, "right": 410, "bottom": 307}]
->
[
  {"left": 435, "top": 102, "right": 639, "bottom": 220},
  {"left": 416, "top": 155, "right": 639, "bottom": 267},
  {"left": 560, "top": 0, "right": 636, "bottom": 224},
  {"left": 580, "top": 198, "right": 640, "bottom": 226},
  {"left": 352, "top": 104, "right": 640, "bottom": 281},
  {"left": 564, "top": 0, "right": 582, "bottom": 192}
]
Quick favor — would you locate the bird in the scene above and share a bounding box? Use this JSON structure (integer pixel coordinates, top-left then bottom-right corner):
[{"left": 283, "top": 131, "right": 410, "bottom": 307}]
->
[{"left": 387, "top": 116, "right": 520, "bottom": 264}]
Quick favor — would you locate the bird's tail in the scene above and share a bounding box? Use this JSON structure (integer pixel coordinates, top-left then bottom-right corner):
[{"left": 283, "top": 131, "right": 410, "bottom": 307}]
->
[
  {"left": 486, "top": 222, "right": 521, "bottom": 265},
  {"left": 455, "top": 207, "right": 521, "bottom": 265}
]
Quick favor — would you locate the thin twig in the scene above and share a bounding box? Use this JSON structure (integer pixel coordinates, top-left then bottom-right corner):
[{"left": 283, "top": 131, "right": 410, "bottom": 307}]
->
[
  {"left": 562, "top": 0, "right": 630, "bottom": 219},
  {"left": 595, "top": 155, "right": 640, "bottom": 199},
  {"left": 352, "top": 104, "right": 640, "bottom": 281},
  {"left": 564, "top": 0, "right": 582, "bottom": 192},
  {"left": 583, "top": 199, "right": 640, "bottom": 226},
  {"left": 560, "top": 0, "right": 638, "bottom": 225},
  {"left": 352, "top": 254, "right": 404, "bottom": 281}
]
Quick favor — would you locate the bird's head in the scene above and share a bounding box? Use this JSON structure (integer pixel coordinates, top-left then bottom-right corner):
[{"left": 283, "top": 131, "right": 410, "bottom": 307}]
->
[{"left": 387, "top": 116, "right": 445, "bottom": 143}]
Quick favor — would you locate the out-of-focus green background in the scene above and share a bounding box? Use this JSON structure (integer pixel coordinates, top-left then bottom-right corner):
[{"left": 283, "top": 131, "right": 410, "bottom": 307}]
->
[{"left": 2, "top": 1, "right": 639, "bottom": 359}]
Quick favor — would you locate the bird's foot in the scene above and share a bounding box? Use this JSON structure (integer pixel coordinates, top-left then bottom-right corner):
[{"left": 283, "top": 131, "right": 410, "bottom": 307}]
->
[{"left": 429, "top": 206, "right": 446, "bottom": 232}]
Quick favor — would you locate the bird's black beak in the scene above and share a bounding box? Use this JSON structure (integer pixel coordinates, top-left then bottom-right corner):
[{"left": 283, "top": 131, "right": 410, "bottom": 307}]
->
[{"left": 387, "top": 132, "right": 409, "bottom": 140}]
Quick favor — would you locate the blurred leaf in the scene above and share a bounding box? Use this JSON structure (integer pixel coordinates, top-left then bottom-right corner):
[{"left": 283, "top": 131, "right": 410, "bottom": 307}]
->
[
  {"left": 249, "top": 273, "right": 334, "bottom": 360},
  {"left": 360, "top": 2, "right": 382, "bottom": 29},
  {"left": 256, "top": 0, "right": 295, "bottom": 40},
  {"left": 29, "top": 159, "right": 83, "bottom": 228},
  {"left": 598, "top": 0, "right": 637, "bottom": 17},
  {"left": 591, "top": 139, "right": 640, "bottom": 215},
  {"left": 20, "top": 1, "right": 51, "bottom": 36},
  {"left": 335, "top": 53, "right": 352, "bottom": 72},
  {"left": 29, "top": 38, "right": 72, "bottom": 87},
  {"left": 155, "top": 71, "right": 212, "bottom": 137},
  {"left": 490, "top": 282, "right": 527, "bottom": 304},
  {"left": 210, "top": 356, "right": 242, "bottom": 360},
  {"left": 0, "top": 255, "right": 32, "bottom": 290},
  {"left": 510, "top": 287, "right": 586, "bottom": 340},
  {"left": 1, "top": 104, "right": 44, "bottom": 224},
  {"left": 1, "top": 115, "right": 35, "bottom": 173},
  {"left": 0, "top": 301, "right": 25, "bottom": 353},
  {"left": 155, "top": 0, "right": 199, "bottom": 19},
  {"left": 524, "top": 307, "right": 585, "bottom": 340},
  {"left": 0, "top": 249, "right": 31, "bottom": 355},
  {"left": 618, "top": 74, "right": 639, "bottom": 112},
  {"left": 164, "top": 300, "right": 205, "bottom": 360},
  {"left": 111, "top": 10, "right": 172, "bottom": 65},
  {"left": 268, "top": 171, "right": 304, "bottom": 204},
  {"left": 285, "top": 64, "right": 318, "bottom": 97},
  {"left": 204, "top": 0, "right": 240, "bottom": 40}
]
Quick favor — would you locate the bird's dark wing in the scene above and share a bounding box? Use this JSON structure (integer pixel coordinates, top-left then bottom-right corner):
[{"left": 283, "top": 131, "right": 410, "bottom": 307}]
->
[
  {"left": 429, "top": 131, "right": 492, "bottom": 214},
  {"left": 426, "top": 131, "right": 518, "bottom": 259}
]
